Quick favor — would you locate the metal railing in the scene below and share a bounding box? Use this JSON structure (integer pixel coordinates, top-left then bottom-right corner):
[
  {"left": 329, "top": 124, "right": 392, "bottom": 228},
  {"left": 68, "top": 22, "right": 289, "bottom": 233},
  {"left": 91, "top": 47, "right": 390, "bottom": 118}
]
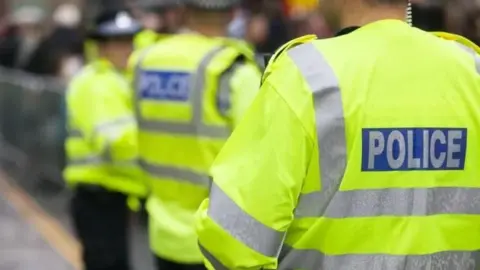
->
[{"left": 0, "top": 66, "right": 66, "bottom": 192}]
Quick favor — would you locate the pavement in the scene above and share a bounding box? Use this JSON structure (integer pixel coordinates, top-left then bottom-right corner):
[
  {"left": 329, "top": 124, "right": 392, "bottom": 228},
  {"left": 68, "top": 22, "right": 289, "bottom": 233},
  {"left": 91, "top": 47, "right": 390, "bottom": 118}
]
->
[
  {"left": 0, "top": 195, "right": 73, "bottom": 270},
  {"left": 0, "top": 169, "right": 155, "bottom": 270}
]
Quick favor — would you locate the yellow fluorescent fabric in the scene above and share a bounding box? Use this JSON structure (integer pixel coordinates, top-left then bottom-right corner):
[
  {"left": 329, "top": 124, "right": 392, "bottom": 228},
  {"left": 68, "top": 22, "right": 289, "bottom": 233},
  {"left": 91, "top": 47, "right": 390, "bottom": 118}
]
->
[
  {"left": 139, "top": 132, "right": 224, "bottom": 171},
  {"left": 196, "top": 200, "right": 278, "bottom": 270},
  {"left": 132, "top": 33, "right": 262, "bottom": 263},
  {"left": 196, "top": 80, "right": 314, "bottom": 268},
  {"left": 432, "top": 32, "right": 480, "bottom": 54},
  {"left": 229, "top": 63, "right": 262, "bottom": 126},
  {"left": 64, "top": 59, "right": 146, "bottom": 196},
  {"left": 197, "top": 19, "right": 480, "bottom": 270},
  {"left": 69, "top": 61, "right": 133, "bottom": 151},
  {"left": 286, "top": 215, "right": 480, "bottom": 254},
  {"left": 84, "top": 40, "right": 98, "bottom": 63},
  {"left": 134, "top": 29, "right": 160, "bottom": 50}
]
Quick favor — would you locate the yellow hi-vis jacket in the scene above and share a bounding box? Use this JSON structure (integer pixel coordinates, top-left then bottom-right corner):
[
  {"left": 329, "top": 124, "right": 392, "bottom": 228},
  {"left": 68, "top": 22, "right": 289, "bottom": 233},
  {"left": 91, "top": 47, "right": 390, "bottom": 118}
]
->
[
  {"left": 133, "top": 29, "right": 170, "bottom": 50},
  {"left": 129, "top": 33, "right": 262, "bottom": 263},
  {"left": 196, "top": 20, "right": 480, "bottom": 270},
  {"left": 64, "top": 59, "right": 146, "bottom": 197},
  {"left": 84, "top": 40, "right": 98, "bottom": 63}
]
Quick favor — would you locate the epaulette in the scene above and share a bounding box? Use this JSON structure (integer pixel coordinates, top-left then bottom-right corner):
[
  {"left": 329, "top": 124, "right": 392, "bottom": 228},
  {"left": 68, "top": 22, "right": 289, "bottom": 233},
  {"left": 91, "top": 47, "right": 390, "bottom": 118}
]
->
[
  {"left": 432, "top": 32, "right": 480, "bottom": 55},
  {"left": 261, "top": 34, "right": 317, "bottom": 84}
]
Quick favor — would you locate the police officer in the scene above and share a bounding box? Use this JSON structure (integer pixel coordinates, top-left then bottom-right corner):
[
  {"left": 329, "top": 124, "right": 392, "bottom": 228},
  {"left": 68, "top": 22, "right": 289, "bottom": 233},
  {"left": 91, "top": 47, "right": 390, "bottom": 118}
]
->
[
  {"left": 196, "top": 0, "right": 480, "bottom": 269},
  {"left": 129, "top": 0, "right": 262, "bottom": 269},
  {"left": 65, "top": 7, "right": 145, "bottom": 270},
  {"left": 133, "top": 0, "right": 183, "bottom": 50}
]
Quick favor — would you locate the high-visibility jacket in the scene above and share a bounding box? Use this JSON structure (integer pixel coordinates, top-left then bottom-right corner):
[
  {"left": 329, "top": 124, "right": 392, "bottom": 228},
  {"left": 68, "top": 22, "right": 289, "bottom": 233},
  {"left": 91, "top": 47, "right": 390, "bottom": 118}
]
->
[
  {"left": 130, "top": 33, "right": 262, "bottom": 263},
  {"left": 84, "top": 40, "right": 98, "bottom": 63},
  {"left": 196, "top": 20, "right": 480, "bottom": 270},
  {"left": 134, "top": 29, "right": 169, "bottom": 50},
  {"left": 64, "top": 59, "right": 146, "bottom": 197}
]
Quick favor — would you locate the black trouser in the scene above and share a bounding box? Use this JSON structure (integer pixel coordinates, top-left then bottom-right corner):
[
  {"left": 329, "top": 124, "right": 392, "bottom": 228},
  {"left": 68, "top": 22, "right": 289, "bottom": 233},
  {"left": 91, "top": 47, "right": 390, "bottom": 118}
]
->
[
  {"left": 70, "top": 185, "right": 131, "bottom": 270},
  {"left": 155, "top": 256, "right": 206, "bottom": 270}
]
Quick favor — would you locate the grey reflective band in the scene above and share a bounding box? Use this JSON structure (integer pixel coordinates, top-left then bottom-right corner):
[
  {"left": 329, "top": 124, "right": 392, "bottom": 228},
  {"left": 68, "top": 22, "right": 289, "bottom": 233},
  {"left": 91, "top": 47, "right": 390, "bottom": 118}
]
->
[
  {"left": 68, "top": 155, "right": 104, "bottom": 166},
  {"left": 139, "top": 159, "right": 210, "bottom": 186},
  {"left": 216, "top": 63, "right": 240, "bottom": 118},
  {"left": 68, "top": 129, "right": 82, "bottom": 138},
  {"left": 283, "top": 41, "right": 480, "bottom": 268},
  {"left": 455, "top": 42, "right": 480, "bottom": 74},
  {"left": 133, "top": 45, "right": 157, "bottom": 134},
  {"left": 254, "top": 53, "right": 267, "bottom": 71},
  {"left": 208, "top": 183, "right": 285, "bottom": 257},
  {"left": 135, "top": 46, "right": 231, "bottom": 138},
  {"left": 287, "top": 42, "right": 347, "bottom": 207},
  {"left": 296, "top": 187, "right": 480, "bottom": 218},
  {"left": 68, "top": 116, "right": 136, "bottom": 139},
  {"left": 279, "top": 247, "right": 480, "bottom": 270},
  {"left": 93, "top": 116, "right": 136, "bottom": 137},
  {"left": 67, "top": 117, "right": 138, "bottom": 167},
  {"left": 68, "top": 154, "right": 137, "bottom": 167},
  {"left": 199, "top": 243, "right": 229, "bottom": 270},
  {"left": 201, "top": 43, "right": 345, "bottom": 265},
  {"left": 139, "top": 120, "right": 230, "bottom": 138}
]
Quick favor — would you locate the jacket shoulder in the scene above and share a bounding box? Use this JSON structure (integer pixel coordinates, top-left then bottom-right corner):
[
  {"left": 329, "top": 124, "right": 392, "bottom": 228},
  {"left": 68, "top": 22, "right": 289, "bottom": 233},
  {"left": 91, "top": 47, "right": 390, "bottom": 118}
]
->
[
  {"left": 69, "top": 65, "right": 94, "bottom": 86},
  {"left": 432, "top": 32, "right": 480, "bottom": 73},
  {"left": 69, "top": 64, "right": 121, "bottom": 95},
  {"left": 262, "top": 35, "right": 318, "bottom": 84},
  {"left": 432, "top": 32, "right": 480, "bottom": 55}
]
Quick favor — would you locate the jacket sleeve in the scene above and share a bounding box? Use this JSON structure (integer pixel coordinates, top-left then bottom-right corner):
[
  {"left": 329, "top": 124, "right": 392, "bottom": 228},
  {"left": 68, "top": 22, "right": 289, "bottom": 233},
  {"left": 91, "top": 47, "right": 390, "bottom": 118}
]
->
[
  {"left": 216, "top": 61, "right": 262, "bottom": 128},
  {"left": 196, "top": 78, "right": 314, "bottom": 269},
  {"left": 73, "top": 74, "right": 138, "bottom": 164}
]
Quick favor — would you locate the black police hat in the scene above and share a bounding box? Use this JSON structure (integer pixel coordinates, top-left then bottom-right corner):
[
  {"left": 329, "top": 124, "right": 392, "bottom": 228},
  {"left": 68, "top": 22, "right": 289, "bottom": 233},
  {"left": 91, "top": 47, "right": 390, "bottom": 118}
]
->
[{"left": 88, "top": 9, "right": 142, "bottom": 40}]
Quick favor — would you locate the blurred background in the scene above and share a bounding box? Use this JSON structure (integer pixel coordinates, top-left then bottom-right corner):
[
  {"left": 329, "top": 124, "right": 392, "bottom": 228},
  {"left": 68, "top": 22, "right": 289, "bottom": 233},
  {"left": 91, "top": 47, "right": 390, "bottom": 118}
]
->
[
  {"left": 0, "top": 0, "right": 477, "bottom": 269},
  {"left": 0, "top": 0, "right": 478, "bottom": 79},
  {"left": 0, "top": 0, "right": 476, "bottom": 183}
]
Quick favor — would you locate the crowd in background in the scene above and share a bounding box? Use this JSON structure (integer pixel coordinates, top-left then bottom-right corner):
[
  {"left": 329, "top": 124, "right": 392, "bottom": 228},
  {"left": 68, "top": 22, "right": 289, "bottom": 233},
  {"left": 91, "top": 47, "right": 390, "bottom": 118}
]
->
[
  {"left": 0, "top": 1, "right": 477, "bottom": 269},
  {"left": 0, "top": 0, "right": 478, "bottom": 80}
]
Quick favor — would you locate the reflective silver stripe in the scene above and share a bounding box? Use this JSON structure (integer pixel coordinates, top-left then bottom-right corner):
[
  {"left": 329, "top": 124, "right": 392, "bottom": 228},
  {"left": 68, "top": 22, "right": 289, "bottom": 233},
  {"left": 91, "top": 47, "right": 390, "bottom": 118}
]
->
[
  {"left": 296, "top": 187, "right": 480, "bottom": 218},
  {"left": 216, "top": 62, "right": 240, "bottom": 118},
  {"left": 67, "top": 117, "right": 137, "bottom": 166},
  {"left": 135, "top": 46, "right": 231, "bottom": 138},
  {"left": 140, "top": 159, "right": 210, "bottom": 186},
  {"left": 255, "top": 53, "right": 267, "bottom": 71},
  {"left": 68, "top": 129, "right": 83, "bottom": 138},
  {"left": 94, "top": 116, "right": 136, "bottom": 136},
  {"left": 289, "top": 43, "right": 480, "bottom": 218},
  {"left": 133, "top": 46, "right": 156, "bottom": 133},
  {"left": 287, "top": 42, "right": 347, "bottom": 214},
  {"left": 455, "top": 42, "right": 480, "bottom": 74},
  {"left": 138, "top": 120, "right": 230, "bottom": 138},
  {"left": 208, "top": 182, "right": 285, "bottom": 257},
  {"left": 68, "top": 116, "right": 135, "bottom": 139},
  {"left": 198, "top": 243, "right": 229, "bottom": 270},
  {"left": 279, "top": 246, "right": 480, "bottom": 270},
  {"left": 281, "top": 39, "right": 480, "bottom": 269},
  {"left": 68, "top": 155, "right": 103, "bottom": 166},
  {"left": 68, "top": 155, "right": 138, "bottom": 167}
]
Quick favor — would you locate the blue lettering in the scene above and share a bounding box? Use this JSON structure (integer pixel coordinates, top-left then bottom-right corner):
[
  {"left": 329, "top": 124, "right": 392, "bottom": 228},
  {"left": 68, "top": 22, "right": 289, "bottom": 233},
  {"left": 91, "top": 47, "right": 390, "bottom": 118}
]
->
[
  {"left": 361, "top": 128, "right": 467, "bottom": 171},
  {"left": 139, "top": 70, "right": 192, "bottom": 101}
]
